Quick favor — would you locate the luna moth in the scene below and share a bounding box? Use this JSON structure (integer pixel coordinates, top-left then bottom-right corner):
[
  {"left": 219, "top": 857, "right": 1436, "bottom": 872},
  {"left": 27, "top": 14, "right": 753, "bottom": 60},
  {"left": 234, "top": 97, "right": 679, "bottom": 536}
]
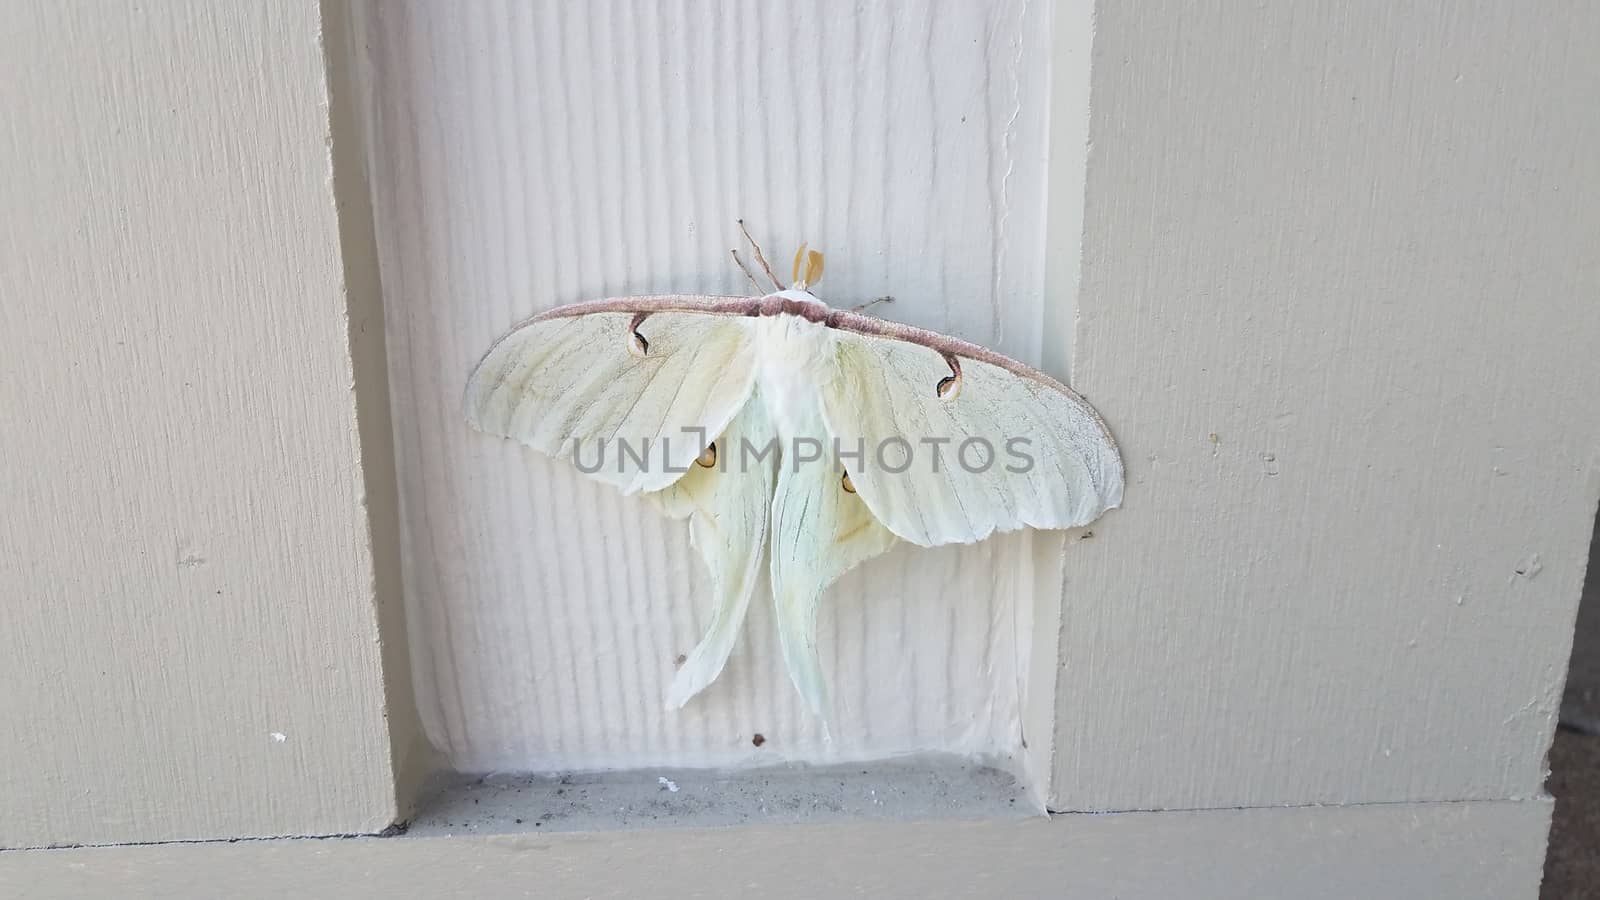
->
[{"left": 464, "top": 226, "right": 1123, "bottom": 722}]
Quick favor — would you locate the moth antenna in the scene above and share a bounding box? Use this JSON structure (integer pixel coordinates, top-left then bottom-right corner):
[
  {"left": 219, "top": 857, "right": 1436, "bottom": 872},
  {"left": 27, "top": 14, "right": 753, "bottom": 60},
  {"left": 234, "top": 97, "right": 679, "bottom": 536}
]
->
[
  {"left": 737, "top": 218, "right": 783, "bottom": 291},
  {"left": 791, "top": 242, "right": 809, "bottom": 287},
  {"left": 730, "top": 249, "right": 762, "bottom": 292},
  {"left": 805, "top": 249, "right": 824, "bottom": 288}
]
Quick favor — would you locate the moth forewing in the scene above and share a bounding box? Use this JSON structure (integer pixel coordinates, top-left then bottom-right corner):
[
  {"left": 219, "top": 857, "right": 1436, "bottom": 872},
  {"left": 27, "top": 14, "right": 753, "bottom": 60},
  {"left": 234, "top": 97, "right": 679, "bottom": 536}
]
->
[
  {"left": 463, "top": 302, "right": 763, "bottom": 495},
  {"left": 816, "top": 327, "right": 1123, "bottom": 548}
]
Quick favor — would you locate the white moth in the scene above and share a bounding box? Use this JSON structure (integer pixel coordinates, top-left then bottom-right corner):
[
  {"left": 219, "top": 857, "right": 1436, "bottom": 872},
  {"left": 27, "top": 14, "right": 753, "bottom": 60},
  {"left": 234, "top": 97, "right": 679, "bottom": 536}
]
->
[{"left": 465, "top": 227, "right": 1124, "bottom": 722}]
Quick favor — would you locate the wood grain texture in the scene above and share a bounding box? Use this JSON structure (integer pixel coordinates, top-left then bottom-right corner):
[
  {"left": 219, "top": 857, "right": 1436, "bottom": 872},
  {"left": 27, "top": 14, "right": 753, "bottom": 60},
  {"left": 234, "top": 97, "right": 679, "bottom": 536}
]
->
[
  {"left": 0, "top": 1, "right": 406, "bottom": 845},
  {"left": 351, "top": 0, "right": 1072, "bottom": 772},
  {"left": 0, "top": 799, "right": 1552, "bottom": 900},
  {"left": 1059, "top": 1, "right": 1600, "bottom": 810}
]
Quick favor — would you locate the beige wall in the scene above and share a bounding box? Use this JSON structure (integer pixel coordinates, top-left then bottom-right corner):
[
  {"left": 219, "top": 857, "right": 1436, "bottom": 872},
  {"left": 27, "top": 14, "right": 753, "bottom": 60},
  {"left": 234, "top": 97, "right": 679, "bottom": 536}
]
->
[
  {"left": 1058, "top": 0, "right": 1600, "bottom": 811},
  {"left": 0, "top": 1, "right": 415, "bottom": 846}
]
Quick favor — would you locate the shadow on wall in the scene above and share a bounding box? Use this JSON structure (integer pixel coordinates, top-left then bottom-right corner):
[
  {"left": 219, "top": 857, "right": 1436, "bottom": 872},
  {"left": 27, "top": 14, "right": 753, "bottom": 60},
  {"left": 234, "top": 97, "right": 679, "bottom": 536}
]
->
[
  {"left": 1543, "top": 514, "right": 1600, "bottom": 900},
  {"left": 1562, "top": 518, "right": 1600, "bottom": 733}
]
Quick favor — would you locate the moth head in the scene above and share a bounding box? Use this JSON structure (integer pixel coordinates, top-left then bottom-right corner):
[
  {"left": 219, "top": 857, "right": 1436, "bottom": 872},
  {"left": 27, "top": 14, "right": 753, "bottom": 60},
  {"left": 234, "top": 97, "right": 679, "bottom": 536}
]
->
[{"left": 791, "top": 243, "right": 825, "bottom": 291}]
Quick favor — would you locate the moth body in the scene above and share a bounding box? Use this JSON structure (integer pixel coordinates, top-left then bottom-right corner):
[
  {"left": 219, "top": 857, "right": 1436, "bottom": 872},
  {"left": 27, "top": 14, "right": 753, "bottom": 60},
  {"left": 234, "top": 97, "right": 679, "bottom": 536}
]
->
[{"left": 751, "top": 302, "right": 835, "bottom": 444}]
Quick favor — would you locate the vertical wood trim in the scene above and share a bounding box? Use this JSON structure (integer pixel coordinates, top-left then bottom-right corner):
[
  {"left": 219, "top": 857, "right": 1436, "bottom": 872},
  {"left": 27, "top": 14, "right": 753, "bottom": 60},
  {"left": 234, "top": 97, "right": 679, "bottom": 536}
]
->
[
  {"left": 1056, "top": 0, "right": 1600, "bottom": 810},
  {"left": 1024, "top": 0, "right": 1099, "bottom": 806},
  {"left": 321, "top": 0, "right": 434, "bottom": 822},
  {"left": 0, "top": 0, "right": 410, "bottom": 845}
]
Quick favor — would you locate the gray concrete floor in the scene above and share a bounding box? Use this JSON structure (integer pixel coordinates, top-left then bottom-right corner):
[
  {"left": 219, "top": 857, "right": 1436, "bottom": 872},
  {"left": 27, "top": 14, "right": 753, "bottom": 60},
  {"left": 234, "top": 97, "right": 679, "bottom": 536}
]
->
[
  {"left": 1544, "top": 521, "right": 1600, "bottom": 899},
  {"left": 407, "top": 757, "right": 1033, "bottom": 836}
]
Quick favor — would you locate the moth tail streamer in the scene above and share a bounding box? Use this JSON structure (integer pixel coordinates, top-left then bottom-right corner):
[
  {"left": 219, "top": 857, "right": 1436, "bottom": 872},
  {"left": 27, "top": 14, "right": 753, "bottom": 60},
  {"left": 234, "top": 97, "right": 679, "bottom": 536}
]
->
[
  {"left": 649, "top": 397, "right": 774, "bottom": 710},
  {"left": 773, "top": 580, "right": 835, "bottom": 727},
  {"left": 768, "top": 451, "right": 898, "bottom": 727},
  {"left": 664, "top": 572, "right": 759, "bottom": 710}
]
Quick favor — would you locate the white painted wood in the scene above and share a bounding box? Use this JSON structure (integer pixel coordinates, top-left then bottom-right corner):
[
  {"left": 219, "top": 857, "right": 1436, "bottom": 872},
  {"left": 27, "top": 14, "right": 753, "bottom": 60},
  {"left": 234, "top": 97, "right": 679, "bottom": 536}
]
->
[
  {"left": 0, "top": 800, "right": 1552, "bottom": 900},
  {"left": 351, "top": 0, "right": 1078, "bottom": 773},
  {"left": 1023, "top": 0, "right": 1098, "bottom": 806},
  {"left": 0, "top": 1, "right": 414, "bottom": 845},
  {"left": 1057, "top": 1, "right": 1600, "bottom": 810}
]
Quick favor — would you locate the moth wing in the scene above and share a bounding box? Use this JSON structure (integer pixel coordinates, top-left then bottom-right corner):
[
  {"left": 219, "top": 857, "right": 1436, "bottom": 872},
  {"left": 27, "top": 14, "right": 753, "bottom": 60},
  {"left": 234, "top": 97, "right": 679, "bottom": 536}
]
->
[
  {"left": 647, "top": 397, "right": 776, "bottom": 709},
  {"left": 819, "top": 331, "right": 1123, "bottom": 547},
  {"left": 769, "top": 451, "right": 898, "bottom": 721},
  {"left": 466, "top": 305, "right": 757, "bottom": 494}
]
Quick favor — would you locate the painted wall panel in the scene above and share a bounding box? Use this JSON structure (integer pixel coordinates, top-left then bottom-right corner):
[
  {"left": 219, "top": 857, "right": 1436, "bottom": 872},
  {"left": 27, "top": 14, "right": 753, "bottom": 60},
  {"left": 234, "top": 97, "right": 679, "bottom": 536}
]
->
[
  {"left": 0, "top": 1, "right": 407, "bottom": 845},
  {"left": 353, "top": 0, "right": 1083, "bottom": 774},
  {"left": 1059, "top": 0, "right": 1600, "bottom": 810}
]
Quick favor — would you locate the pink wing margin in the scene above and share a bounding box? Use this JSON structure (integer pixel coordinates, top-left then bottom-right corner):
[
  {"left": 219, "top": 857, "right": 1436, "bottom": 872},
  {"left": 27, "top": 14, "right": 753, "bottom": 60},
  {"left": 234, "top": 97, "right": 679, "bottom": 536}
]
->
[
  {"left": 485, "top": 293, "right": 1119, "bottom": 455},
  {"left": 467, "top": 294, "right": 758, "bottom": 370}
]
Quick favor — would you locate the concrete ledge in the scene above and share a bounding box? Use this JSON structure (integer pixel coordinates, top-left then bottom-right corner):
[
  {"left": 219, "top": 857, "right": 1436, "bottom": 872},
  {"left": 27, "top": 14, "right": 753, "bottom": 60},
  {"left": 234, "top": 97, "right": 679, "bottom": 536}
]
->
[{"left": 408, "top": 758, "right": 1033, "bottom": 835}]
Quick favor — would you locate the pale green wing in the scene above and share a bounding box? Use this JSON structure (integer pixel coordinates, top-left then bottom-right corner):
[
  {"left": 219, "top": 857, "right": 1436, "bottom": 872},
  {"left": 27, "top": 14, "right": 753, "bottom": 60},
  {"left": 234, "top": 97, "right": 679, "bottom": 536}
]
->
[
  {"left": 769, "top": 449, "right": 898, "bottom": 722},
  {"left": 818, "top": 331, "right": 1123, "bottom": 547},
  {"left": 466, "top": 309, "right": 757, "bottom": 495},
  {"left": 647, "top": 396, "right": 776, "bottom": 709}
]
